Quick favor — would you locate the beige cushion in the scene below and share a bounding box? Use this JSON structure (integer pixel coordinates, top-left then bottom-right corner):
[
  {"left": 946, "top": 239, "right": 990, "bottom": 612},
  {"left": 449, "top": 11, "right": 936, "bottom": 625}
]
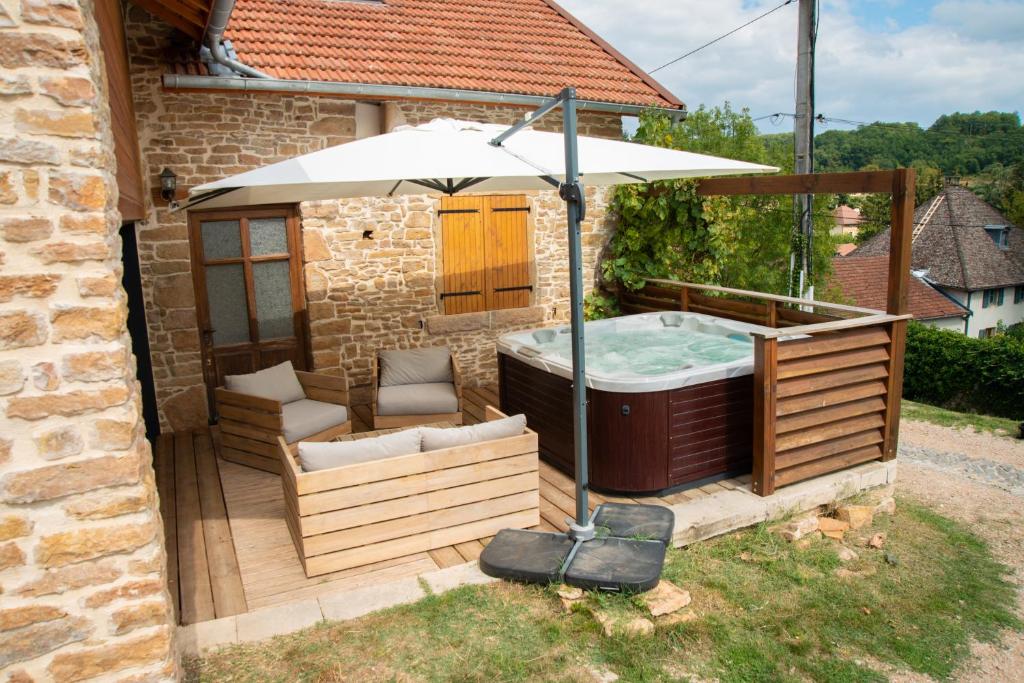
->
[
  {"left": 297, "top": 429, "right": 422, "bottom": 472},
  {"left": 379, "top": 346, "right": 453, "bottom": 387},
  {"left": 282, "top": 399, "right": 349, "bottom": 443},
  {"left": 421, "top": 414, "right": 527, "bottom": 452},
  {"left": 376, "top": 382, "right": 459, "bottom": 416},
  {"left": 225, "top": 361, "right": 305, "bottom": 404}
]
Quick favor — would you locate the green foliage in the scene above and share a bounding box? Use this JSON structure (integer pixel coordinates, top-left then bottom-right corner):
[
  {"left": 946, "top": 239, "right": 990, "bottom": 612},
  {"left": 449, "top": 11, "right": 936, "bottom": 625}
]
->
[
  {"left": 607, "top": 104, "right": 837, "bottom": 296},
  {"left": 583, "top": 291, "right": 620, "bottom": 321},
  {"left": 904, "top": 322, "right": 1024, "bottom": 420}
]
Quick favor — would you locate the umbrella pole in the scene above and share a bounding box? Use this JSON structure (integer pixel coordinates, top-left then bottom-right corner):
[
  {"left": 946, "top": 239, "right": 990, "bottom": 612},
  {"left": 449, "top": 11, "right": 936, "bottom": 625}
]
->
[{"left": 558, "top": 88, "right": 595, "bottom": 539}]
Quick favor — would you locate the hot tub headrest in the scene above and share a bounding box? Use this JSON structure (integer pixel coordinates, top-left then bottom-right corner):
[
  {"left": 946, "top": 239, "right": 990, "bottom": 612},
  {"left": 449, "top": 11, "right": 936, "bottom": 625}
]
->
[
  {"left": 660, "top": 312, "right": 685, "bottom": 327},
  {"left": 531, "top": 329, "right": 557, "bottom": 344}
]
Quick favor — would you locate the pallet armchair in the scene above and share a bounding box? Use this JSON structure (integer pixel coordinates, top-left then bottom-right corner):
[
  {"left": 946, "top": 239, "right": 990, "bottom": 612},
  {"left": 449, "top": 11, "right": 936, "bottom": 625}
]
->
[
  {"left": 216, "top": 364, "right": 352, "bottom": 474},
  {"left": 371, "top": 346, "right": 463, "bottom": 429},
  {"left": 278, "top": 407, "right": 539, "bottom": 577}
]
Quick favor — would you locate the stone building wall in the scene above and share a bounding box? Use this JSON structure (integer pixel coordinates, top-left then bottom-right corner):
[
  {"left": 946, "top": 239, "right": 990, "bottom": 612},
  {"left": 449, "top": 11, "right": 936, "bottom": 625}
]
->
[
  {"left": 0, "top": 0, "right": 176, "bottom": 680},
  {"left": 126, "top": 7, "right": 622, "bottom": 429}
]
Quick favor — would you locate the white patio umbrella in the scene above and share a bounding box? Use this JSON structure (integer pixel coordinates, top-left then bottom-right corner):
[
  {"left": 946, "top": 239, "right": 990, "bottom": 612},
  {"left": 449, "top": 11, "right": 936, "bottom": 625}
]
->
[
  {"left": 183, "top": 90, "right": 776, "bottom": 589},
  {"left": 182, "top": 117, "right": 775, "bottom": 210}
]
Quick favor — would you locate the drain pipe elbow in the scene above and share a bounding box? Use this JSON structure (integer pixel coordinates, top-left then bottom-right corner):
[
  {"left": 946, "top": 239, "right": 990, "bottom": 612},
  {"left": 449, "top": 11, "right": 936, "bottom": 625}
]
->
[{"left": 204, "top": 0, "right": 270, "bottom": 79}]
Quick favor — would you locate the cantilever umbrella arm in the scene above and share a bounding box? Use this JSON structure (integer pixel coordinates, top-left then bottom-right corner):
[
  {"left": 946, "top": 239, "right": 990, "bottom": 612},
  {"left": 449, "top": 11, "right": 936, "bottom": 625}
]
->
[{"left": 491, "top": 87, "right": 593, "bottom": 539}]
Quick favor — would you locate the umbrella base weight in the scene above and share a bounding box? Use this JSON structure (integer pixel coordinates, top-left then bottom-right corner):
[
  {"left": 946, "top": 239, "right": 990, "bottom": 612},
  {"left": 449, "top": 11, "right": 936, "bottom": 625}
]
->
[{"left": 480, "top": 503, "right": 674, "bottom": 592}]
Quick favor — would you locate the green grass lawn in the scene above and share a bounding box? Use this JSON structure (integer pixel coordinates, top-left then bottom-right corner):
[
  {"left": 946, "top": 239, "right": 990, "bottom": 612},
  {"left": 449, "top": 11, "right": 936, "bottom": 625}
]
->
[
  {"left": 902, "top": 400, "right": 1021, "bottom": 438},
  {"left": 186, "top": 500, "right": 1020, "bottom": 683}
]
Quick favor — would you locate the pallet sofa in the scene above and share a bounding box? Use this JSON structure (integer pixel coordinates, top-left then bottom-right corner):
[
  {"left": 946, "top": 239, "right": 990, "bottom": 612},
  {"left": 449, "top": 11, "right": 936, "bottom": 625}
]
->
[
  {"left": 277, "top": 407, "right": 539, "bottom": 577},
  {"left": 216, "top": 363, "right": 351, "bottom": 475},
  {"left": 371, "top": 346, "right": 463, "bottom": 429}
]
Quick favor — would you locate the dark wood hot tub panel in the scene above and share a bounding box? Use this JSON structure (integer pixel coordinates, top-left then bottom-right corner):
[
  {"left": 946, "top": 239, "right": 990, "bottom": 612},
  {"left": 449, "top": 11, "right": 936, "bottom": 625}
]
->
[{"left": 499, "top": 353, "right": 754, "bottom": 495}]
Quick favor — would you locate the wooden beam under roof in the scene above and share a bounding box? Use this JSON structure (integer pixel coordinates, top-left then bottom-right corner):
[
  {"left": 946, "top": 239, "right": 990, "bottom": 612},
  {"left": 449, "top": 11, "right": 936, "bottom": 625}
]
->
[{"left": 129, "top": 0, "right": 211, "bottom": 40}]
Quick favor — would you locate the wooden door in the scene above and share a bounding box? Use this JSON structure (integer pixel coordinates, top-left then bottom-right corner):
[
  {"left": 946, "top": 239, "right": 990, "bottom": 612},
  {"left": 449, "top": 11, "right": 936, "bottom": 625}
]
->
[{"left": 188, "top": 206, "right": 309, "bottom": 411}]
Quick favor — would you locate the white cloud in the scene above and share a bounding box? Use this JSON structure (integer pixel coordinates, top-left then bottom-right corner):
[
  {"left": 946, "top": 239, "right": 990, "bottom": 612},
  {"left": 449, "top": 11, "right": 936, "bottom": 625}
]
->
[{"left": 559, "top": 0, "right": 1023, "bottom": 130}]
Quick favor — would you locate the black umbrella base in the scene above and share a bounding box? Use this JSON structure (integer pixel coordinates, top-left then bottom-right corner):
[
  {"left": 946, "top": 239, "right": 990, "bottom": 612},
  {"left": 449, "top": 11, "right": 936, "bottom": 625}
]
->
[{"left": 479, "top": 503, "right": 674, "bottom": 592}]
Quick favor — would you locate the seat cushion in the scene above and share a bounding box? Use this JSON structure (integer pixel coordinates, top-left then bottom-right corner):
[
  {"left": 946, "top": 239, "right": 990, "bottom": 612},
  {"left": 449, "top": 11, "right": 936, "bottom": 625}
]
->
[
  {"left": 297, "top": 429, "right": 422, "bottom": 472},
  {"left": 379, "top": 346, "right": 453, "bottom": 387},
  {"left": 225, "top": 361, "right": 306, "bottom": 404},
  {"left": 282, "top": 399, "right": 349, "bottom": 443},
  {"left": 421, "top": 414, "right": 527, "bottom": 451},
  {"left": 376, "top": 382, "right": 459, "bottom": 416}
]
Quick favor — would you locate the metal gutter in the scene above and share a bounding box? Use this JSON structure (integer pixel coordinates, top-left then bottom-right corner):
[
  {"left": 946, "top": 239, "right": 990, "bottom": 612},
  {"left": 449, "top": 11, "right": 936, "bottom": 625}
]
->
[
  {"left": 203, "top": 0, "right": 270, "bottom": 79},
  {"left": 161, "top": 73, "right": 687, "bottom": 119}
]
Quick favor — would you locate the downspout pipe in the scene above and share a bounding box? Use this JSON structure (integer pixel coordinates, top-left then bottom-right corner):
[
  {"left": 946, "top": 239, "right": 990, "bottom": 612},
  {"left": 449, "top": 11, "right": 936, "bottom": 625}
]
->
[{"left": 204, "top": 0, "right": 270, "bottom": 79}]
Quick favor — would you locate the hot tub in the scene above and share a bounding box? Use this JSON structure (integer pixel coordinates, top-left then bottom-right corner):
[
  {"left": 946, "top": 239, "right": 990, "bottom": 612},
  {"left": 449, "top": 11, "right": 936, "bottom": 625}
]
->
[{"left": 497, "top": 311, "right": 772, "bottom": 495}]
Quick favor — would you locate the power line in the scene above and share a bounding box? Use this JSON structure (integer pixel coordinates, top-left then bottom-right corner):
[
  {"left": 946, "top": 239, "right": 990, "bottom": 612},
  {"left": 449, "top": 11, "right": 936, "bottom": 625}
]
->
[{"left": 649, "top": 0, "right": 797, "bottom": 74}]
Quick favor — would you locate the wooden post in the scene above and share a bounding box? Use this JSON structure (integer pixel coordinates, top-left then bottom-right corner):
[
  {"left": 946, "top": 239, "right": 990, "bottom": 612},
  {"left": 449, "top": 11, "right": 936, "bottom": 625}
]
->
[
  {"left": 882, "top": 167, "right": 915, "bottom": 460},
  {"left": 767, "top": 300, "right": 777, "bottom": 327},
  {"left": 751, "top": 334, "right": 777, "bottom": 496},
  {"left": 680, "top": 286, "right": 689, "bottom": 312}
]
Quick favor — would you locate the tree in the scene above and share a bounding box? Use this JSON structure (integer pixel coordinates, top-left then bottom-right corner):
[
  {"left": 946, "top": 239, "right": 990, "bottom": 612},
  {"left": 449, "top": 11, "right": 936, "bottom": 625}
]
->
[{"left": 602, "top": 104, "right": 838, "bottom": 297}]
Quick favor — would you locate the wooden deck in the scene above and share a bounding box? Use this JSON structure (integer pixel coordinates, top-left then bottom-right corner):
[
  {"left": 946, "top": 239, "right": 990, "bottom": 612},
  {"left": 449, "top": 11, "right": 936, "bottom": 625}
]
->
[{"left": 155, "top": 385, "right": 748, "bottom": 625}]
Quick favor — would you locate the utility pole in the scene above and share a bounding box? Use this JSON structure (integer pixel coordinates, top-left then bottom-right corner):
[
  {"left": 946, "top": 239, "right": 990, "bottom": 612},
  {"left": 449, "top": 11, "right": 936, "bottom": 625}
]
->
[{"left": 792, "top": 0, "right": 816, "bottom": 298}]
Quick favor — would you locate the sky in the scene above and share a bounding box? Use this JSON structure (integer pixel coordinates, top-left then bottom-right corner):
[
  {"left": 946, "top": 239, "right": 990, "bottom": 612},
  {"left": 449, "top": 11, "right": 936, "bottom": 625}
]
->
[{"left": 558, "top": 0, "right": 1024, "bottom": 133}]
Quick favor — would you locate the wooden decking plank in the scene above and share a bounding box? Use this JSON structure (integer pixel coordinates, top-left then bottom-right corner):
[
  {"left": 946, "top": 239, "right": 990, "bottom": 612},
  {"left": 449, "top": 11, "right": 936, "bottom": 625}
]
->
[
  {"left": 460, "top": 393, "right": 487, "bottom": 422},
  {"left": 453, "top": 540, "right": 484, "bottom": 562},
  {"left": 154, "top": 433, "right": 179, "bottom": 624},
  {"left": 474, "top": 385, "right": 500, "bottom": 408},
  {"left": 174, "top": 431, "right": 216, "bottom": 625},
  {"left": 539, "top": 498, "right": 569, "bottom": 531},
  {"left": 428, "top": 546, "right": 466, "bottom": 568},
  {"left": 193, "top": 430, "right": 247, "bottom": 618}
]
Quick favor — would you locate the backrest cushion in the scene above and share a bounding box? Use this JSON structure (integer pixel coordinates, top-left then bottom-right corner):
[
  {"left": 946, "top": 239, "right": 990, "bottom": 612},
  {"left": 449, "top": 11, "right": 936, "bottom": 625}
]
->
[
  {"left": 225, "top": 360, "right": 305, "bottom": 404},
  {"left": 420, "top": 414, "right": 527, "bottom": 452},
  {"left": 379, "top": 346, "right": 453, "bottom": 387},
  {"left": 297, "top": 429, "right": 423, "bottom": 472}
]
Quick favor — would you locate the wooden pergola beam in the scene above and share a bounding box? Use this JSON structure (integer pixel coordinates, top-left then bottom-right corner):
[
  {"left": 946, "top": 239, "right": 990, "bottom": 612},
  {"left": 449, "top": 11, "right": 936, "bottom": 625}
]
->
[{"left": 695, "top": 170, "right": 895, "bottom": 197}]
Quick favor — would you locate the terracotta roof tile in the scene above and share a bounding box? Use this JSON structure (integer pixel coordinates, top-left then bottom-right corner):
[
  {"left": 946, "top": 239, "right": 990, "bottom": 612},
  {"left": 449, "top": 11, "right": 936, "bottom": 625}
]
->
[
  {"left": 830, "top": 255, "right": 968, "bottom": 321},
  {"left": 208, "top": 0, "right": 680, "bottom": 107}
]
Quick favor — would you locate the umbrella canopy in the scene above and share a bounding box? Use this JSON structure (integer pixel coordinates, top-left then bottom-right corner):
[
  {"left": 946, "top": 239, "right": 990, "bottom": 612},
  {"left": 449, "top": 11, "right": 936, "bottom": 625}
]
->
[{"left": 184, "top": 118, "right": 776, "bottom": 209}]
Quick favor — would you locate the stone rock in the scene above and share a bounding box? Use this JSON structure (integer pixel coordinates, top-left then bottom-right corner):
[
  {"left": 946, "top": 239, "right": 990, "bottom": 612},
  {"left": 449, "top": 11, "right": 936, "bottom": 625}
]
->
[
  {"left": 641, "top": 581, "right": 692, "bottom": 617},
  {"left": 111, "top": 601, "right": 168, "bottom": 635},
  {"left": 0, "top": 74, "right": 32, "bottom": 95},
  {"left": 60, "top": 213, "right": 107, "bottom": 235},
  {"left": 836, "top": 505, "right": 874, "bottom": 530},
  {"left": 595, "top": 611, "right": 655, "bottom": 637},
  {"left": 835, "top": 546, "right": 859, "bottom": 563},
  {"left": 84, "top": 578, "right": 164, "bottom": 608},
  {"left": 51, "top": 304, "right": 125, "bottom": 342},
  {"left": 0, "top": 273, "right": 62, "bottom": 302},
  {"left": 15, "top": 557, "right": 121, "bottom": 597},
  {"left": 556, "top": 584, "right": 584, "bottom": 600},
  {"left": 31, "top": 362, "right": 59, "bottom": 390},
  {"left": 623, "top": 617, "right": 655, "bottom": 636},
  {"left": 818, "top": 516, "right": 850, "bottom": 540},
  {"left": 1, "top": 216, "right": 53, "bottom": 242},
  {"left": 162, "top": 385, "right": 209, "bottom": 431},
  {"left": 65, "top": 489, "right": 150, "bottom": 520},
  {"left": 6, "top": 386, "right": 129, "bottom": 420},
  {"left": 303, "top": 230, "right": 332, "bottom": 261},
  {"left": 0, "top": 360, "right": 24, "bottom": 395},
  {"left": 32, "top": 241, "right": 109, "bottom": 263},
  {"left": 867, "top": 533, "right": 885, "bottom": 549},
  {"left": 47, "top": 628, "right": 171, "bottom": 682},
  {"left": 0, "top": 310, "right": 47, "bottom": 350},
  {"left": 774, "top": 515, "right": 819, "bottom": 542},
  {"left": 0, "top": 453, "right": 139, "bottom": 504},
  {"left": 90, "top": 418, "right": 136, "bottom": 450},
  {"left": 21, "top": 0, "right": 84, "bottom": 29},
  {"left": 0, "top": 542, "right": 27, "bottom": 569},
  {"left": 0, "top": 137, "right": 61, "bottom": 165},
  {"left": 16, "top": 108, "right": 95, "bottom": 139},
  {"left": 0, "top": 605, "right": 66, "bottom": 631},
  {"left": 33, "top": 424, "right": 84, "bottom": 460},
  {"left": 873, "top": 497, "right": 896, "bottom": 516},
  {"left": 36, "top": 520, "right": 155, "bottom": 567},
  {"left": 426, "top": 312, "right": 486, "bottom": 334},
  {"left": 38, "top": 75, "right": 95, "bottom": 106},
  {"left": 658, "top": 610, "right": 698, "bottom": 626},
  {"left": 0, "top": 515, "right": 32, "bottom": 541},
  {"left": 62, "top": 349, "right": 126, "bottom": 382},
  {"left": 0, "top": 614, "right": 91, "bottom": 669},
  {"left": 76, "top": 273, "right": 119, "bottom": 298},
  {"left": 152, "top": 273, "right": 195, "bottom": 309}
]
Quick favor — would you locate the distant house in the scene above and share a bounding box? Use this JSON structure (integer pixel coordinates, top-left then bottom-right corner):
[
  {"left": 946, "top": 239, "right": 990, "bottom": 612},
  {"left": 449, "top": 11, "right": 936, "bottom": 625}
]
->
[
  {"left": 835, "top": 243, "right": 858, "bottom": 257},
  {"left": 832, "top": 204, "right": 862, "bottom": 238},
  {"left": 831, "top": 255, "right": 969, "bottom": 330},
  {"left": 852, "top": 185, "right": 1024, "bottom": 337}
]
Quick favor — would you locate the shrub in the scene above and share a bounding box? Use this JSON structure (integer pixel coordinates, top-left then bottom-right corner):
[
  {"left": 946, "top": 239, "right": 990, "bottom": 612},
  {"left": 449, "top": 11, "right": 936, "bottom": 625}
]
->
[{"left": 903, "top": 322, "right": 1024, "bottom": 420}]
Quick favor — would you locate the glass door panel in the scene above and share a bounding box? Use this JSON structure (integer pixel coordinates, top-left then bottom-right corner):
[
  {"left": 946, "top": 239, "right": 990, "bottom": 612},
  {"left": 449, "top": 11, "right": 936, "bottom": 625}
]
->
[
  {"left": 252, "top": 260, "right": 294, "bottom": 340},
  {"left": 204, "top": 264, "right": 250, "bottom": 346},
  {"left": 249, "top": 217, "right": 288, "bottom": 256},
  {"left": 200, "top": 219, "right": 242, "bottom": 259}
]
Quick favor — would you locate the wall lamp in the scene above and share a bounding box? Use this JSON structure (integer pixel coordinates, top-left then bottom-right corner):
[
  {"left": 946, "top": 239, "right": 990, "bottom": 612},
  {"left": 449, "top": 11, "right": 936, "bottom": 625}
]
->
[{"left": 159, "top": 168, "right": 177, "bottom": 204}]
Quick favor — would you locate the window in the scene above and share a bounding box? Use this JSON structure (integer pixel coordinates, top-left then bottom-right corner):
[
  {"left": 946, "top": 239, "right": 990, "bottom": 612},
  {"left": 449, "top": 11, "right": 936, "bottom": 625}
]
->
[
  {"left": 1015, "top": 285, "right": 1024, "bottom": 304},
  {"left": 984, "top": 225, "right": 1009, "bottom": 250},
  {"left": 978, "top": 327, "right": 998, "bottom": 339},
  {"left": 982, "top": 288, "right": 1004, "bottom": 308},
  {"left": 439, "top": 195, "right": 532, "bottom": 314}
]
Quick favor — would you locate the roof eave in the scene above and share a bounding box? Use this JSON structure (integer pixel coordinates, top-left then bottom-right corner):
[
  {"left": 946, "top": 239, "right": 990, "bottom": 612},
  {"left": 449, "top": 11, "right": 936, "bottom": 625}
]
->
[{"left": 160, "top": 73, "right": 687, "bottom": 118}]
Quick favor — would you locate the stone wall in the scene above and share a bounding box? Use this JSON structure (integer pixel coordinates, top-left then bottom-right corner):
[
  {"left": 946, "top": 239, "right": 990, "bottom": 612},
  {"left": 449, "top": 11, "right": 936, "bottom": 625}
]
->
[
  {"left": 0, "top": 0, "right": 176, "bottom": 679},
  {"left": 127, "top": 7, "right": 622, "bottom": 429}
]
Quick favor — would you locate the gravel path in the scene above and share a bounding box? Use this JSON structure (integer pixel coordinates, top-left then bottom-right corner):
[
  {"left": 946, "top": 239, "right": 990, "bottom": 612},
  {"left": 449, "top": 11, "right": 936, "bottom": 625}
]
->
[{"left": 895, "top": 419, "right": 1024, "bottom": 683}]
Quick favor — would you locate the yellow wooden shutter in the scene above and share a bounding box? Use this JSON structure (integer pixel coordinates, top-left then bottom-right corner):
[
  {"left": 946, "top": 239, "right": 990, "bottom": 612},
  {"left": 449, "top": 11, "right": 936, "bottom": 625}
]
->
[
  {"left": 439, "top": 196, "right": 486, "bottom": 314},
  {"left": 483, "top": 195, "right": 531, "bottom": 311}
]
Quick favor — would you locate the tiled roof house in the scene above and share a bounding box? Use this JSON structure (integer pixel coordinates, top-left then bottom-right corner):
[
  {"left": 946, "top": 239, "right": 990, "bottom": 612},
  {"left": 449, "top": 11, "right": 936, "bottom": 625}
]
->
[
  {"left": 852, "top": 184, "right": 1024, "bottom": 336},
  {"left": 0, "top": 0, "right": 684, "bottom": 677}
]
